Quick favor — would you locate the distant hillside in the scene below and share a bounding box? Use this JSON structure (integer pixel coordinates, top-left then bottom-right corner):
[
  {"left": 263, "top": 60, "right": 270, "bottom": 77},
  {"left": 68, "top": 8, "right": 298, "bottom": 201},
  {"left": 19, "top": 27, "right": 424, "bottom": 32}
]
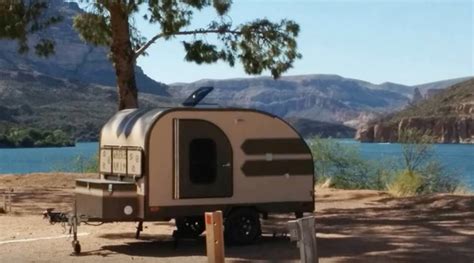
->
[
  {"left": 0, "top": 70, "right": 358, "bottom": 141},
  {"left": 413, "top": 77, "right": 472, "bottom": 97},
  {"left": 1, "top": 0, "right": 470, "bottom": 132},
  {"left": 0, "top": 0, "right": 169, "bottom": 96},
  {"left": 370, "top": 77, "right": 470, "bottom": 99},
  {"left": 0, "top": 0, "right": 469, "bottom": 141},
  {"left": 357, "top": 78, "right": 474, "bottom": 143},
  {"left": 286, "top": 117, "right": 356, "bottom": 138},
  {"left": 0, "top": 70, "right": 177, "bottom": 141},
  {"left": 0, "top": 70, "right": 468, "bottom": 142},
  {"left": 169, "top": 74, "right": 412, "bottom": 126}
]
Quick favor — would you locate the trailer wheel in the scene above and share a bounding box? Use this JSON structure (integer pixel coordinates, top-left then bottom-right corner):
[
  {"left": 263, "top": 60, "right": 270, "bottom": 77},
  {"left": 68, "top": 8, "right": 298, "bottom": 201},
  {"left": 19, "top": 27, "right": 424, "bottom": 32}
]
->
[
  {"left": 224, "top": 208, "right": 261, "bottom": 245},
  {"left": 72, "top": 240, "right": 81, "bottom": 254},
  {"left": 175, "top": 216, "right": 205, "bottom": 238}
]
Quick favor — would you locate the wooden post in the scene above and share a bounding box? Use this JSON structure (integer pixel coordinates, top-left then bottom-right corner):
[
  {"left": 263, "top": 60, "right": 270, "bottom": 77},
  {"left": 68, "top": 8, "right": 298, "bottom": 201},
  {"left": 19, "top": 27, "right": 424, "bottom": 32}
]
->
[
  {"left": 288, "top": 216, "right": 318, "bottom": 263},
  {"left": 205, "top": 211, "right": 225, "bottom": 263},
  {"left": 8, "top": 192, "right": 12, "bottom": 212},
  {"left": 2, "top": 194, "right": 6, "bottom": 212}
]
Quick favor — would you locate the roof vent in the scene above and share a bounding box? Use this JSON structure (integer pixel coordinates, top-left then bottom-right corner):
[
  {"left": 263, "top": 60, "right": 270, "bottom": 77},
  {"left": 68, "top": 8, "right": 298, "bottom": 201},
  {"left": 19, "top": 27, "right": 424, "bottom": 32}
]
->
[{"left": 182, "top": 86, "right": 214, "bottom": 107}]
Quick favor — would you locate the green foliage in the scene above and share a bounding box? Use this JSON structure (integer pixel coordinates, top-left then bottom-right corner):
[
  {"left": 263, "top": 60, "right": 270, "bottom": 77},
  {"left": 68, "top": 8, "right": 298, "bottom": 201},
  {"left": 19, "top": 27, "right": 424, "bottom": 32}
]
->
[
  {"left": 310, "top": 137, "right": 390, "bottom": 190},
  {"left": 73, "top": 12, "right": 112, "bottom": 46},
  {"left": 419, "top": 161, "right": 461, "bottom": 194},
  {"left": 0, "top": 0, "right": 62, "bottom": 56},
  {"left": 52, "top": 153, "right": 98, "bottom": 173},
  {"left": 0, "top": 127, "right": 74, "bottom": 148},
  {"left": 387, "top": 170, "right": 424, "bottom": 197},
  {"left": 399, "top": 128, "right": 434, "bottom": 173},
  {"left": 70, "top": 153, "right": 98, "bottom": 173},
  {"left": 74, "top": 0, "right": 301, "bottom": 78},
  {"left": 388, "top": 163, "right": 461, "bottom": 197},
  {"left": 309, "top": 136, "right": 463, "bottom": 195},
  {"left": 388, "top": 128, "right": 462, "bottom": 196}
]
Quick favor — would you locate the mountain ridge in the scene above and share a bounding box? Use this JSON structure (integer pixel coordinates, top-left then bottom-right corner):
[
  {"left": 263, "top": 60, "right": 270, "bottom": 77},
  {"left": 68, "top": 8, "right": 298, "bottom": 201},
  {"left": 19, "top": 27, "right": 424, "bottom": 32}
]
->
[
  {"left": 0, "top": 0, "right": 169, "bottom": 96},
  {"left": 0, "top": 0, "right": 470, "bottom": 141},
  {"left": 356, "top": 78, "right": 474, "bottom": 144},
  {"left": 168, "top": 75, "right": 468, "bottom": 126}
]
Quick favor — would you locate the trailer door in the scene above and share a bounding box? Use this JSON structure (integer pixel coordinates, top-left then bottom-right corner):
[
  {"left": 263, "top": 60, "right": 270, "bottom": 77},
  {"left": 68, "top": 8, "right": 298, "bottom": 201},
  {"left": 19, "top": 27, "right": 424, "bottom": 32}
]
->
[{"left": 173, "top": 119, "right": 233, "bottom": 199}]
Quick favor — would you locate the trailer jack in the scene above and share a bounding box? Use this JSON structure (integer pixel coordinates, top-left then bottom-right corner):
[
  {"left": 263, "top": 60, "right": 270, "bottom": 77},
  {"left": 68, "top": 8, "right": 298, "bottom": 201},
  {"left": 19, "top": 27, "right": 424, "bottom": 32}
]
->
[{"left": 43, "top": 203, "right": 88, "bottom": 255}]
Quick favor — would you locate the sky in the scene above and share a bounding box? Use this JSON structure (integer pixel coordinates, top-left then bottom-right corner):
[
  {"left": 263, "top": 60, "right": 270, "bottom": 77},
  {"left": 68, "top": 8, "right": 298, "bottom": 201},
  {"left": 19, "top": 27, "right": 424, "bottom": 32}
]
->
[{"left": 87, "top": 0, "right": 474, "bottom": 85}]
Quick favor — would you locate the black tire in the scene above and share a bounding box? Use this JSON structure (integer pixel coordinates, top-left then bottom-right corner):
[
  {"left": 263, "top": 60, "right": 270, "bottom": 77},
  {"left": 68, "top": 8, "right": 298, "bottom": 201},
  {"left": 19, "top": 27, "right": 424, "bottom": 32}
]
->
[
  {"left": 175, "top": 216, "right": 205, "bottom": 238},
  {"left": 72, "top": 240, "right": 81, "bottom": 254},
  {"left": 224, "top": 208, "right": 261, "bottom": 245}
]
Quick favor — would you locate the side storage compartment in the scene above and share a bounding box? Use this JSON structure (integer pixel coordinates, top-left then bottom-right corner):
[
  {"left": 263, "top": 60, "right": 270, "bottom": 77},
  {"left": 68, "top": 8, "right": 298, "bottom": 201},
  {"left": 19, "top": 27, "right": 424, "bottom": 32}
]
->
[{"left": 75, "top": 179, "right": 138, "bottom": 221}]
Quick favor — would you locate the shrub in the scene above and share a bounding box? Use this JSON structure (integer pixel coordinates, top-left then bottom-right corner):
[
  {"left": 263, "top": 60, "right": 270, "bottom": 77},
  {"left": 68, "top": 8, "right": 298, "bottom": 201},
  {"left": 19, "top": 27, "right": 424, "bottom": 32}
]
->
[
  {"left": 395, "top": 128, "right": 462, "bottom": 195},
  {"left": 387, "top": 170, "right": 424, "bottom": 197},
  {"left": 417, "top": 161, "right": 461, "bottom": 194},
  {"left": 1, "top": 127, "right": 74, "bottom": 147},
  {"left": 70, "top": 153, "right": 98, "bottom": 173},
  {"left": 309, "top": 137, "right": 391, "bottom": 190},
  {"left": 309, "top": 133, "right": 463, "bottom": 196}
]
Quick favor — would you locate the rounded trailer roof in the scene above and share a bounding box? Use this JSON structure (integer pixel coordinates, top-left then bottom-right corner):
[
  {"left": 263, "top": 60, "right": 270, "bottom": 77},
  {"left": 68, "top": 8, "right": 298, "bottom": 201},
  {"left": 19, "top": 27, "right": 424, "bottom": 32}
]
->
[
  {"left": 99, "top": 107, "right": 304, "bottom": 149},
  {"left": 100, "top": 108, "right": 167, "bottom": 148}
]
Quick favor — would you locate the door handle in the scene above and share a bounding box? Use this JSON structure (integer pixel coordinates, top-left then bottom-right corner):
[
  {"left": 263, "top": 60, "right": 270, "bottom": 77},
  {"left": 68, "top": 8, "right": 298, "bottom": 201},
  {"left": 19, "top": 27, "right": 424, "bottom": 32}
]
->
[{"left": 221, "top": 162, "right": 231, "bottom": 168}]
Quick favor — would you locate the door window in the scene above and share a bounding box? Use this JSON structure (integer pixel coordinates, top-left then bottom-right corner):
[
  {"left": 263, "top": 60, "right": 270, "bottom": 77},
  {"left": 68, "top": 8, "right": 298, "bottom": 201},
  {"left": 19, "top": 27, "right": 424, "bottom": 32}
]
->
[{"left": 189, "top": 138, "right": 217, "bottom": 184}]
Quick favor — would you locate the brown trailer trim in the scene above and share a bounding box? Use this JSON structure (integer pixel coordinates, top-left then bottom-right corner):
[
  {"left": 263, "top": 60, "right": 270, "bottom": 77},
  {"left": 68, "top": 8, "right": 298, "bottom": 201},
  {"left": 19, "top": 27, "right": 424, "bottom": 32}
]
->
[
  {"left": 241, "top": 138, "right": 310, "bottom": 155},
  {"left": 241, "top": 159, "right": 314, "bottom": 176}
]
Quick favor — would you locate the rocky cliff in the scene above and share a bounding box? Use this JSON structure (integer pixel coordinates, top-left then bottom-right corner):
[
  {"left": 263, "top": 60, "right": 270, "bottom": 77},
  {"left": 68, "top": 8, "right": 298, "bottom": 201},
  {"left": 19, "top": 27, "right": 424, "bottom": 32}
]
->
[
  {"left": 0, "top": 0, "right": 169, "bottom": 96},
  {"left": 356, "top": 78, "right": 474, "bottom": 143}
]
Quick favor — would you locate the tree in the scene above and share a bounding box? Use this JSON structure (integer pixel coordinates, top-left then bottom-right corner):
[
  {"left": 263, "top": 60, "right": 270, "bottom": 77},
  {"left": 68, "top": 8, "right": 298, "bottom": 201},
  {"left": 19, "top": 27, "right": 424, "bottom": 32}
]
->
[
  {"left": 0, "top": 0, "right": 61, "bottom": 56},
  {"left": 398, "top": 128, "right": 434, "bottom": 174},
  {"left": 74, "top": 0, "right": 301, "bottom": 110}
]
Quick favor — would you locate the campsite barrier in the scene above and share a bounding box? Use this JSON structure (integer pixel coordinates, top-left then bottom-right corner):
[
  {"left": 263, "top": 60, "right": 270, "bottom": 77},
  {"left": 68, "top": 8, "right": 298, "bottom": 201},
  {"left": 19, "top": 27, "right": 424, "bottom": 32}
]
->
[
  {"left": 205, "top": 211, "right": 225, "bottom": 263},
  {"left": 288, "top": 216, "right": 318, "bottom": 263}
]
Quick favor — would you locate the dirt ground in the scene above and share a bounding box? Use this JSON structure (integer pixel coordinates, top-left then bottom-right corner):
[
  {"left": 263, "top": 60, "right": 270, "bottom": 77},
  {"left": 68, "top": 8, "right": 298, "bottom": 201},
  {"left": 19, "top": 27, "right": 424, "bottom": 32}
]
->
[{"left": 0, "top": 173, "right": 473, "bottom": 262}]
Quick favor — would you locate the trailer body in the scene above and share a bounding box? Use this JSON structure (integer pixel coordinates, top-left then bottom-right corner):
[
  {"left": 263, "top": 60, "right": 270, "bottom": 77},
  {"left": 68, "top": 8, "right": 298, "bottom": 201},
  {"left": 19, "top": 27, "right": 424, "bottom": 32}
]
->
[{"left": 75, "top": 107, "right": 314, "bottom": 222}]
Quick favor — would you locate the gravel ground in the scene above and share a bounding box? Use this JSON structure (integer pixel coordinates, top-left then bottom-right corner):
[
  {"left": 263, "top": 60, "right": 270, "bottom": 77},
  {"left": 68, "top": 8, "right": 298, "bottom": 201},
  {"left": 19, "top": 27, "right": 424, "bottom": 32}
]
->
[{"left": 0, "top": 173, "right": 473, "bottom": 262}]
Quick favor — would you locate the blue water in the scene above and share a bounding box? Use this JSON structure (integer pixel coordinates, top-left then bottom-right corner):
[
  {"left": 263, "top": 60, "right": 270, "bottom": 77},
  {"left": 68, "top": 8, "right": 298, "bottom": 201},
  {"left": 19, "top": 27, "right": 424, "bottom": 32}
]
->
[
  {"left": 0, "top": 142, "right": 98, "bottom": 174},
  {"left": 338, "top": 139, "right": 474, "bottom": 189},
  {"left": 0, "top": 141, "right": 473, "bottom": 188}
]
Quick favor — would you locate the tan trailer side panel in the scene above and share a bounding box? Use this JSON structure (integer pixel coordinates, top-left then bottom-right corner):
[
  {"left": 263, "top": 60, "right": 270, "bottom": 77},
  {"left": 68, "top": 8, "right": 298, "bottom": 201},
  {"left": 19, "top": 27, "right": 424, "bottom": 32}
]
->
[{"left": 147, "top": 109, "right": 313, "bottom": 208}]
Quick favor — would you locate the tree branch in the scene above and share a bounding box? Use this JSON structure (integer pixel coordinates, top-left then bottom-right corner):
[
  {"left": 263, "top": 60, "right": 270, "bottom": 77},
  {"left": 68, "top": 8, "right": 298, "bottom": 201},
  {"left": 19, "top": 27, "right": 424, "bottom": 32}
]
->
[{"left": 133, "top": 28, "right": 243, "bottom": 60}]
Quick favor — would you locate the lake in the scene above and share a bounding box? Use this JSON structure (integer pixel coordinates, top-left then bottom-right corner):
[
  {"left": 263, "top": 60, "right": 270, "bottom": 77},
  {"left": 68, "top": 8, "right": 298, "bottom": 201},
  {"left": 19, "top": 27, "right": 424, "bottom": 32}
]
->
[{"left": 0, "top": 141, "right": 473, "bottom": 189}]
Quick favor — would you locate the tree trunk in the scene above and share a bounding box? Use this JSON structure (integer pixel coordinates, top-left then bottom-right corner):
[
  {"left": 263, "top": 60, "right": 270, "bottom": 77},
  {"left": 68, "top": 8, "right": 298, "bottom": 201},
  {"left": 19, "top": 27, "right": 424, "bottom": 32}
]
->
[{"left": 108, "top": 3, "right": 138, "bottom": 110}]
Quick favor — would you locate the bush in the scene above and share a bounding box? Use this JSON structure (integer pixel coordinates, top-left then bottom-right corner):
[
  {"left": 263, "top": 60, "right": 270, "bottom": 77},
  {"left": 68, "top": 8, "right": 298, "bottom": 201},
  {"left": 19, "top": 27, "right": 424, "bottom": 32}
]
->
[
  {"left": 309, "top": 133, "right": 463, "bottom": 196},
  {"left": 0, "top": 127, "right": 74, "bottom": 148},
  {"left": 395, "top": 129, "right": 462, "bottom": 195},
  {"left": 387, "top": 170, "right": 424, "bottom": 197},
  {"left": 70, "top": 154, "right": 99, "bottom": 173},
  {"left": 416, "top": 161, "right": 461, "bottom": 194},
  {"left": 309, "top": 137, "right": 391, "bottom": 190}
]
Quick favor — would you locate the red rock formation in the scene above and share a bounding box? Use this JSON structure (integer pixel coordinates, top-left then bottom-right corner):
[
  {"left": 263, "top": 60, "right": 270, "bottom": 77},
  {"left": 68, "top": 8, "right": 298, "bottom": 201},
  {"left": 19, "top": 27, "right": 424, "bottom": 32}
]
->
[{"left": 359, "top": 117, "right": 474, "bottom": 144}]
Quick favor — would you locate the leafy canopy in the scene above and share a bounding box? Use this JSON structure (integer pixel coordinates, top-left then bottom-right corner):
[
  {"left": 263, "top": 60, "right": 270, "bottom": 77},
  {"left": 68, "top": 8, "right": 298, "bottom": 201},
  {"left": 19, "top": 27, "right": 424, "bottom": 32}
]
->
[
  {"left": 74, "top": 0, "right": 301, "bottom": 78},
  {"left": 0, "top": 0, "right": 62, "bottom": 56}
]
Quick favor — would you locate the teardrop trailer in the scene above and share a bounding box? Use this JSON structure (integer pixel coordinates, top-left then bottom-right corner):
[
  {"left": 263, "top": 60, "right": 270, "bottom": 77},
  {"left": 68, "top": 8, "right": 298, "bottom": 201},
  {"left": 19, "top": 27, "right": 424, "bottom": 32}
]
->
[{"left": 45, "top": 87, "right": 315, "bottom": 254}]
